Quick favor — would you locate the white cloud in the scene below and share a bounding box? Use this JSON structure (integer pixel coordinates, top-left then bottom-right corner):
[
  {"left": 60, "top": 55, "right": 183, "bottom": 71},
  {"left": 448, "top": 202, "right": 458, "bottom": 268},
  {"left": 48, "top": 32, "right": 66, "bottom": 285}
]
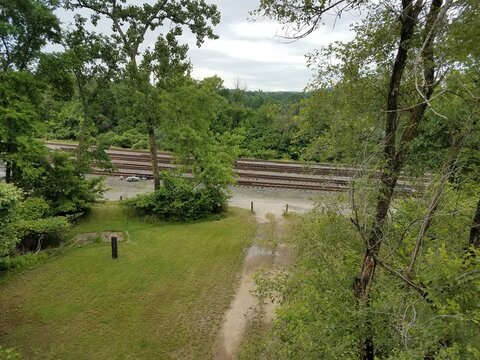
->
[
  {"left": 198, "top": 37, "right": 306, "bottom": 65},
  {"left": 228, "top": 21, "right": 284, "bottom": 40},
  {"left": 191, "top": 67, "right": 229, "bottom": 80},
  {"left": 55, "top": 0, "right": 360, "bottom": 91}
]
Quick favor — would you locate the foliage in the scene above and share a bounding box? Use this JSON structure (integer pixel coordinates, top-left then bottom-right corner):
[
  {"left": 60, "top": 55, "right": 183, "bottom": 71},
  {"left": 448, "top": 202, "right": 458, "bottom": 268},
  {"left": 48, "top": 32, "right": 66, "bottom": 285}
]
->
[
  {"left": 43, "top": 100, "right": 82, "bottom": 140},
  {"left": 0, "top": 183, "right": 21, "bottom": 258},
  {"left": 294, "top": 81, "right": 383, "bottom": 164},
  {"left": 126, "top": 172, "right": 229, "bottom": 221},
  {"left": 35, "top": 151, "right": 104, "bottom": 216},
  {"left": 12, "top": 149, "right": 104, "bottom": 217},
  {"left": 100, "top": 129, "right": 148, "bottom": 150},
  {"left": 0, "top": 184, "right": 72, "bottom": 257},
  {"left": 3, "top": 139, "right": 103, "bottom": 219},
  {"left": 0, "top": 70, "right": 44, "bottom": 180},
  {"left": 250, "top": 2, "right": 480, "bottom": 358},
  {"left": 240, "top": 102, "right": 299, "bottom": 160},
  {"left": 65, "top": 0, "right": 221, "bottom": 190},
  {"left": 0, "top": 0, "right": 61, "bottom": 71},
  {"left": 160, "top": 76, "right": 239, "bottom": 187},
  {"left": 15, "top": 197, "right": 70, "bottom": 250},
  {"left": 242, "top": 190, "right": 480, "bottom": 358},
  {"left": 241, "top": 211, "right": 363, "bottom": 359},
  {"left": 0, "top": 252, "right": 49, "bottom": 272}
]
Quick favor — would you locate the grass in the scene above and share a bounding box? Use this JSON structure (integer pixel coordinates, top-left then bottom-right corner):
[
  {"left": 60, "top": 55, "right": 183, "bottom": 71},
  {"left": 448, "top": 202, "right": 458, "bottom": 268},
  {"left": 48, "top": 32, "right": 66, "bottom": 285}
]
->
[{"left": 0, "top": 204, "right": 256, "bottom": 359}]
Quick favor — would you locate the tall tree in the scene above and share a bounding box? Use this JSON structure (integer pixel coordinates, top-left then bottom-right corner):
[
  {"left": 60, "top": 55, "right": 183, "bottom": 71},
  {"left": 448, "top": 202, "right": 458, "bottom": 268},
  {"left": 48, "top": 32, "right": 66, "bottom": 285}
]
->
[
  {"left": 64, "top": 0, "right": 220, "bottom": 190},
  {"left": 0, "top": 0, "right": 61, "bottom": 183},
  {"left": 161, "top": 76, "right": 238, "bottom": 188},
  {"left": 61, "top": 15, "right": 120, "bottom": 171},
  {"left": 256, "top": 1, "right": 472, "bottom": 358},
  {"left": 0, "top": 0, "right": 60, "bottom": 71}
]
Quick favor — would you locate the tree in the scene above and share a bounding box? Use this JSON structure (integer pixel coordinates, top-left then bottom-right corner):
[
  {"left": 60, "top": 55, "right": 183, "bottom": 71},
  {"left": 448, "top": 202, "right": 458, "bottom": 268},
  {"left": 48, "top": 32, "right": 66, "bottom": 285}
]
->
[
  {"left": 65, "top": 0, "right": 221, "bottom": 190},
  {"left": 61, "top": 15, "right": 120, "bottom": 171},
  {"left": 0, "top": 71, "right": 43, "bottom": 183},
  {"left": 161, "top": 76, "right": 239, "bottom": 188},
  {"left": 16, "top": 150, "right": 105, "bottom": 217},
  {"left": 256, "top": 0, "right": 476, "bottom": 358},
  {"left": 126, "top": 77, "right": 239, "bottom": 221},
  {"left": 0, "top": 0, "right": 61, "bottom": 183},
  {"left": 0, "top": 0, "right": 60, "bottom": 72},
  {"left": 240, "top": 101, "right": 298, "bottom": 160}
]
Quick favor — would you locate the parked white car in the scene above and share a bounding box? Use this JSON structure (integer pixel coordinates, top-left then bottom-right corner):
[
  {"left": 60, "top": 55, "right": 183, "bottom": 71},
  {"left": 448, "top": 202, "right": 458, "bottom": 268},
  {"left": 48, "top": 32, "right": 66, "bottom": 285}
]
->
[{"left": 126, "top": 176, "right": 141, "bottom": 182}]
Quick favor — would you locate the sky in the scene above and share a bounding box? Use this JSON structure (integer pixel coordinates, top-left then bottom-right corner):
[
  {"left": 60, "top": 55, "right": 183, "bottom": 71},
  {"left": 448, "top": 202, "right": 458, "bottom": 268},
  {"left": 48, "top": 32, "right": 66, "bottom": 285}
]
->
[
  {"left": 58, "top": 1, "right": 361, "bottom": 92},
  {"left": 182, "top": 0, "right": 359, "bottom": 91}
]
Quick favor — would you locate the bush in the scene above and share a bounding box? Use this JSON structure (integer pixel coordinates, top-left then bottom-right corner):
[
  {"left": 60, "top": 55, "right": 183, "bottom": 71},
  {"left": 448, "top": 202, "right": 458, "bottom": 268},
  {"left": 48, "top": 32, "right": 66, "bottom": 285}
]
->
[
  {"left": 15, "top": 197, "right": 70, "bottom": 251},
  {"left": 36, "top": 151, "right": 104, "bottom": 217},
  {"left": 0, "top": 183, "right": 22, "bottom": 258},
  {"left": 126, "top": 173, "right": 229, "bottom": 221},
  {"left": 0, "top": 252, "right": 48, "bottom": 272},
  {"left": 11, "top": 149, "right": 104, "bottom": 217}
]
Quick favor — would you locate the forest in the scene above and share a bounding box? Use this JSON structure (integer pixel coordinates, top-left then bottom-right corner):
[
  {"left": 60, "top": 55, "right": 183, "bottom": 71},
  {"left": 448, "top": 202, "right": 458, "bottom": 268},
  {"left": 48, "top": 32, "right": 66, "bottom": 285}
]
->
[{"left": 1, "top": 0, "right": 479, "bottom": 359}]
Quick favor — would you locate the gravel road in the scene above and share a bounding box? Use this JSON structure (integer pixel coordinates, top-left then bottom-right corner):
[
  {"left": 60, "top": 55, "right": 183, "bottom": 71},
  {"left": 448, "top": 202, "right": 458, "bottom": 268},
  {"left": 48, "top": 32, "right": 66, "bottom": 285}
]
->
[{"left": 97, "top": 176, "right": 345, "bottom": 222}]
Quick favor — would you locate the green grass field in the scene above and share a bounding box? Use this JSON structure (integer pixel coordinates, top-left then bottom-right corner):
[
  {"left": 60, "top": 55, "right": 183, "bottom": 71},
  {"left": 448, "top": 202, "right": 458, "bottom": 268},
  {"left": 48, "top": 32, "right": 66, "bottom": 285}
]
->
[{"left": 0, "top": 204, "right": 256, "bottom": 359}]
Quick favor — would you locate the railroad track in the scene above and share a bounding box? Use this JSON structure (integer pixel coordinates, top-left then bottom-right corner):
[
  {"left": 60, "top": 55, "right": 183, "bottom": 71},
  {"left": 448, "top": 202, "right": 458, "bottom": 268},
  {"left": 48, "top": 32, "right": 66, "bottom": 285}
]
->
[{"left": 46, "top": 141, "right": 427, "bottom": 193}]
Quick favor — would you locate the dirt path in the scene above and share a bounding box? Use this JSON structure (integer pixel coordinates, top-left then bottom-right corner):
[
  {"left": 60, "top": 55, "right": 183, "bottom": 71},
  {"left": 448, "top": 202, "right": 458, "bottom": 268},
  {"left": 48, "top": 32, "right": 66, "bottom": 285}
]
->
[{"left": 214, "top": 213, "right": 294, "bottom": 360}]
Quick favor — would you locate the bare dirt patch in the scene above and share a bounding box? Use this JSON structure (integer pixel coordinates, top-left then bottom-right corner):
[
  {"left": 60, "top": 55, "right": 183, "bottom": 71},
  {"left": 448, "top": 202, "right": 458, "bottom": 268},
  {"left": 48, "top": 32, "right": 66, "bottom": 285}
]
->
[
  {"left": 100, "top": 231, "right": 125, "bottom": 242},
  {"left": 214, "top": 214, "right": 295, "bottom": 360},
  {"left": 74, "top": 231, "right": 126, "bottom": 245}
]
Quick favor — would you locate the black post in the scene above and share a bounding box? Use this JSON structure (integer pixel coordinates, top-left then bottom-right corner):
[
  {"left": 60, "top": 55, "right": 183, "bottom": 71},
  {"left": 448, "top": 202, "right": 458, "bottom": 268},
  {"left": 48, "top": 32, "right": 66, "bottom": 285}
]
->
[
  {"left": 251, "top": 201, "right": 254, "bottom": 213},
  {"left": 111, "top": 236, "right": 118, "bottom": 259},
  {"left": 286, "top": 204, "right": 289, "bottom": 214}
]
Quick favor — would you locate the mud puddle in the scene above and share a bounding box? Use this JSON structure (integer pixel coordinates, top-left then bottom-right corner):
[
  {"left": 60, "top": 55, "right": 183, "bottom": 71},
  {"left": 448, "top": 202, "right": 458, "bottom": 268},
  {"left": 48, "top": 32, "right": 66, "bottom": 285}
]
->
[{"left": 215, "top": 216, "right": 294, "bottom": 360}]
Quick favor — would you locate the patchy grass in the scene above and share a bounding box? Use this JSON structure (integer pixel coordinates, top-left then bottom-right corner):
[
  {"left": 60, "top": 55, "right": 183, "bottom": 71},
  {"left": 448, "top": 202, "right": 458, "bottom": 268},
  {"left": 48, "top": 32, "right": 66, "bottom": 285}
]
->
[{"left": 0, "top": 204, "right": 255, "bottom": 359}]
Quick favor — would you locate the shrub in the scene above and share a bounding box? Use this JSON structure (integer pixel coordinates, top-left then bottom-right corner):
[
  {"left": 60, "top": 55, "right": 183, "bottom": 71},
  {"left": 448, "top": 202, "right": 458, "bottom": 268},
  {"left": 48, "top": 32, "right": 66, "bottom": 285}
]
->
[
  {"left": 126, "top": 173, "right": 229, "bottom": 221},
  {"left": 0, "top": 252, "right": 48, "bottom": 272},
  {"left": 36, "top": 151, "right": 104, "bottom": 217},
  {"left": 15, "top": 197, "right": 70, "bottom": 250},
  {"left": 0, "top": 183, "right": 22, "bottom": 257},
  {"left": 11, "top": 149, "right": 104, "bottom": 217}
]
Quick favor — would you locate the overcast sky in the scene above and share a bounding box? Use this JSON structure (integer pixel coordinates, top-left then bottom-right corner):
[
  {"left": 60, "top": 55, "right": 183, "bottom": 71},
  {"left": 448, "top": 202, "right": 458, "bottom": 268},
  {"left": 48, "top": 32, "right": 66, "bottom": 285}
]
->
[
  {"left": 58, "top": 1, "right": 361, "bottom": 92},
  {"left": 183, "top": 0, "right": 360, "bottom": 91}
]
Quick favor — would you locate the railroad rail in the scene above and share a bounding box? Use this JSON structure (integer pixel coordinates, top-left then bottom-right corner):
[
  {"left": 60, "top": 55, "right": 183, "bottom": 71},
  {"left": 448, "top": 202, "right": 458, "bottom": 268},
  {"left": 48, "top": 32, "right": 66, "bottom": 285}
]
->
[{"left": 46, "top": 141, "right": 428, "bottom": 193}]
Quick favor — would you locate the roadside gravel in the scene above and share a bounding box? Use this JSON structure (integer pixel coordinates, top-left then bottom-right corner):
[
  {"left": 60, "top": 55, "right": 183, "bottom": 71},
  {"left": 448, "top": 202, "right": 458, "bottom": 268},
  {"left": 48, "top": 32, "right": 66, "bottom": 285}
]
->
[{"left": 97, "top": 176, "right": 347, "bottom": 222}]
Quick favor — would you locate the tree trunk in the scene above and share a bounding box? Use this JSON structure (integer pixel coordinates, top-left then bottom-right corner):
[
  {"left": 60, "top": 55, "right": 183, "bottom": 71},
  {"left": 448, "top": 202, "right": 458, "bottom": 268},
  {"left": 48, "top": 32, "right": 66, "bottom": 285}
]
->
[
  {"left": 354, "top": 0, "right": 419, "bottom": 315},
  {"left": 75, "top": 78, "right": 92, "bottom": 171},
  {"left": 353, "top": 0, "right": 445, "bottom": 358},
  {"left": 5, "top": 141, "right": 15, "bottom": 183},
  {"left": 469, "top": 199, "right": 480, "bottom": 249},
  {"left": 5, "top": 161, "right": 12, "bottom": 183},
  {"left": 126, "top": 55, "right": 162, "bottom": 191},
  {"left": 148, "top": 126, "right": 160, "bottom": 190}
]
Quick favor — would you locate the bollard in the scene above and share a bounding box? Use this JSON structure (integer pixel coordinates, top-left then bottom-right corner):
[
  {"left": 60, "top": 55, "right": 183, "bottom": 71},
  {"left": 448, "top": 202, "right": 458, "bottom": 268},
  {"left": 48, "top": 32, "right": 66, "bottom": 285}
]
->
[
  {"left": 251, "top": 201, "right": 254, "bottom": 213},
  {"left": 111, "top": 236, "right": 118, "bottom": 259},
  {"left": 286, "top": 204, "right": 289, "bottom": 214},
  {"left": 120, "top": 196, "right": 123, "bottom": 201}
]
